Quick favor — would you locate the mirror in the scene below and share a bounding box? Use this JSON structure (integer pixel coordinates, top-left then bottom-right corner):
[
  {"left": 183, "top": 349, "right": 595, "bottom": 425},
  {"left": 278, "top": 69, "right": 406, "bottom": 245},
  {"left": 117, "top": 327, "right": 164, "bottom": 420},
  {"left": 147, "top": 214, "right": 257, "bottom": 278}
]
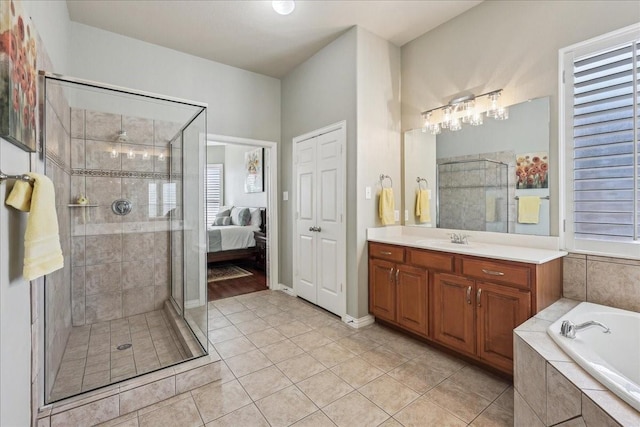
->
[{"left": 403, "top": 96, "right": 550, "bottom": 236}]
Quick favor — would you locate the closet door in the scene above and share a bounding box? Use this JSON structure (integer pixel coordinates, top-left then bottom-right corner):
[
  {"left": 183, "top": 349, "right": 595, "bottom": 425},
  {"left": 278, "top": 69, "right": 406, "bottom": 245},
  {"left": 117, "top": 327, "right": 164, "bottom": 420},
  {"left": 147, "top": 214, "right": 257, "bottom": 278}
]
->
[
  {"left": 315, "top": 130, "right": 344, "bottom": 315},
  {"left": 294, "top": 125, "right": 345, "bottom": 317},
  {"left": 295, "top": 137, "right": 317, "bottom": 304}
]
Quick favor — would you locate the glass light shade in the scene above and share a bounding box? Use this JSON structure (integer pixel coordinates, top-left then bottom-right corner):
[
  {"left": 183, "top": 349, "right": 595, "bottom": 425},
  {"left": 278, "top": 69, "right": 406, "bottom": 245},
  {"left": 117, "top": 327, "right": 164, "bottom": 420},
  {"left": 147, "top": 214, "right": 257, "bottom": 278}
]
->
[
  {"left": 462, "top": 101, "right": 475, "bottom": 123},
  {"left": 110, "top": 148, "right": 118, "bottom": 159},
  {"left": 158, "top": 152, "right": 166, "bottom": 161},
  {"left": 495, "top": 107, "right": 509, "bottom": 120},
  {"left": 449, "top": 118, "right": 462, "bottom": 131},
  {"left": 142, "top": 150, "right": 149, "bottom": 160},
  {"left": 470, "top": 112, "right": 483, "bottom": 126},
  {"left": 272, "top": 1, "right": 295, "bottom": 15},
  {"left": 442, "top": 107, "right": 452, "bottom": 128},
  {"left": 127, "top": 149, "right": 135, "bottom": 160},
  {"left": 429, "top": 123, "right": 442, "bottom": 135}
]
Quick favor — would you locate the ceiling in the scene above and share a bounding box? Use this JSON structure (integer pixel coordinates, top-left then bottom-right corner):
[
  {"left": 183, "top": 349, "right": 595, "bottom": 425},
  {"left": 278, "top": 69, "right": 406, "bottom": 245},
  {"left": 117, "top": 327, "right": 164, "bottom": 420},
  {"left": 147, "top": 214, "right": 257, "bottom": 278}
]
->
[{"left": 66, "top": 0, "right": 481, "bottom": 78}]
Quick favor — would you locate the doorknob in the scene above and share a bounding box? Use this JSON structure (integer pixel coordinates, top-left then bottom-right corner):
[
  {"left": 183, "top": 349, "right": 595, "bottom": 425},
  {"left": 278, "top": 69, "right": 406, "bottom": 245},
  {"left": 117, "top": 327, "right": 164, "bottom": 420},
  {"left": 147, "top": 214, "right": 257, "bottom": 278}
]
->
[
  {"left": 316, "top": 227, "right": 321, "bottom": 232},
  {"left": 309, "top": 226, "right": 315, "bottom": 232}
]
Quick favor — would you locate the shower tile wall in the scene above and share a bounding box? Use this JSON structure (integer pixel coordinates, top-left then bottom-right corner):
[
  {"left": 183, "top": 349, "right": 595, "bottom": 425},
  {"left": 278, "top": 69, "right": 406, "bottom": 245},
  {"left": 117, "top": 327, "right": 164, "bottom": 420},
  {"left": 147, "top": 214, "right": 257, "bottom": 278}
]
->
[
  {"left": 44, "top": 83, "right": 74, "bottom": 398},
  {"left": 437, "top": 151, "right": 514, "bottom": 232},
  {"left": 70, "top": 109, "right": 181, "bottom": 326}
]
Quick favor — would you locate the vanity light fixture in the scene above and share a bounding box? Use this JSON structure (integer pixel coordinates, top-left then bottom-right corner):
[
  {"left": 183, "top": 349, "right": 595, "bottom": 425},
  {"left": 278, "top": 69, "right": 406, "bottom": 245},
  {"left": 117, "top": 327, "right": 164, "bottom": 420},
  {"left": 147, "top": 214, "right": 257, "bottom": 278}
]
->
[
  {"left": 421, "top": 89, "right": 507, "bottom": 135},
  {"left": 272, "top": 0, "right": 295, "bottom": 15},
  {"left": 110, "top": 147, "right": 118, "bottom": 159},
  {"left": 127, "top": 148, "right": 135, "bottom": 160},
  {"left": 158, "top": 152, "right": 165, "bottom": 162}
]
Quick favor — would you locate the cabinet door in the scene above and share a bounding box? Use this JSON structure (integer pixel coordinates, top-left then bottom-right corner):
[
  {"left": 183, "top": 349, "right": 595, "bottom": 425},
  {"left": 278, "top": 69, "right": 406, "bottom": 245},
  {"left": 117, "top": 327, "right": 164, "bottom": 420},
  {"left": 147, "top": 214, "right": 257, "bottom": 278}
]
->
[
  {"left": 396, "top": 264, "right": 428, "bottom": 336},
  {"left": 433, "top": 273, "right": 475, "bottom": 355},
  {"left": 476, "top": 281, "right": 531, "bottom": 373},
  {"left": 369, "top": 259, "right": 396, "bottom": 322}
]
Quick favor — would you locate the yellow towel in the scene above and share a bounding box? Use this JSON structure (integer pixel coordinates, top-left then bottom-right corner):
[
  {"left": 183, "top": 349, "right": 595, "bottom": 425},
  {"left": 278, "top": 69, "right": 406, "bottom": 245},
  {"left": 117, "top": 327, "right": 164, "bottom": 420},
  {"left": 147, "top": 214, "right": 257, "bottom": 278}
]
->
[
  {"left": 6, "top": 173, "right": 64, "bottom": 280},
  {"left": 485, "top": 195, "right": 496, "bottom": 222},
  {"left": 415, "top": 189, "right": 431, "bottom": 223},
  {"left": 518, "top": 196, "right": 541, "bottom": 224},
  {"left": 379, "top": 188, "right": 395, "bottom": 225}
]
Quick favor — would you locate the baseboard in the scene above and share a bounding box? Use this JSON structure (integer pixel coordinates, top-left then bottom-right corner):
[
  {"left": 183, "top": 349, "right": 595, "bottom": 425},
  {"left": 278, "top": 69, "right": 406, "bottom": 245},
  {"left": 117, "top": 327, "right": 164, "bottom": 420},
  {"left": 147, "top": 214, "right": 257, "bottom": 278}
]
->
[
  {"left": 278, "top": 285, "right": 296, "bottom": 296},
  {"left": 342, "top": 314, "right": 375, "bottom": 329}
]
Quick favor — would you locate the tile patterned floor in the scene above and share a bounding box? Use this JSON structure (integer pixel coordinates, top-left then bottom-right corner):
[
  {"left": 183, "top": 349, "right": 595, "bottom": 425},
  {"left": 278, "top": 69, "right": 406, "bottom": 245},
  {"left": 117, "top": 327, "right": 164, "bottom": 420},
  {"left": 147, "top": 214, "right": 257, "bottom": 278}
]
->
[
  {"left": 97, "top": 290, "right": 514, "bottom": 426},
  {"left": 51, "top": 310, "right": 187, "bottom": 401}
]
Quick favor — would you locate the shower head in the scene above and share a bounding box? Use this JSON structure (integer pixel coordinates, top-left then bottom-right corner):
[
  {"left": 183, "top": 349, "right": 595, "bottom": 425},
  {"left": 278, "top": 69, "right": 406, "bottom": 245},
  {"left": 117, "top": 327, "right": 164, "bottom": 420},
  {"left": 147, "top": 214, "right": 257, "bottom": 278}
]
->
[{"left": 116, "top": 130, "right": 128, "bottom": 142}]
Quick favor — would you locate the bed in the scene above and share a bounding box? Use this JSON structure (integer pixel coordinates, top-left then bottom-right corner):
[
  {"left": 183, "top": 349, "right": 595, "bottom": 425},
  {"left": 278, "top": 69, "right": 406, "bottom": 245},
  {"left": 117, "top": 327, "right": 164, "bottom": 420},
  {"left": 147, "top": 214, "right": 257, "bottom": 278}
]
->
[{"left": 206, "top": 207, "right": 266, "bottom": 264}]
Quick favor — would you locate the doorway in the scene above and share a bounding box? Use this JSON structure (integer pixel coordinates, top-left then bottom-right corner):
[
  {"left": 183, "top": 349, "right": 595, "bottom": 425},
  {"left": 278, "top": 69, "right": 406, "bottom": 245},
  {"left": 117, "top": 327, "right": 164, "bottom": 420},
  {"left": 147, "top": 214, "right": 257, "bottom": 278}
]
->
[{"left": 205, "top": 134, "right": 278, "bottom": 301}]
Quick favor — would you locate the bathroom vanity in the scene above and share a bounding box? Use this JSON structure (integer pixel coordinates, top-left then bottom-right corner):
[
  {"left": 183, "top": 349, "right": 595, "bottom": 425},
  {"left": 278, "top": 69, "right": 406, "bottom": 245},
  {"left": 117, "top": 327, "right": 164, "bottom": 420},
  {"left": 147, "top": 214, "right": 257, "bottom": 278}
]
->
[{"left": 368, "top": 227, "right": 566, "bottom": 375}]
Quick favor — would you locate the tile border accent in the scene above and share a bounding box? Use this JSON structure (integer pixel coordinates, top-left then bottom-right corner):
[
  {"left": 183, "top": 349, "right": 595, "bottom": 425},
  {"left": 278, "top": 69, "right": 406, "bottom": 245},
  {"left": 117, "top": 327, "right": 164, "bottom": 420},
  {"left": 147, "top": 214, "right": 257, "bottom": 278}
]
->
[{"left": 71, "top": 168, "right": 173, "bottom": 180}]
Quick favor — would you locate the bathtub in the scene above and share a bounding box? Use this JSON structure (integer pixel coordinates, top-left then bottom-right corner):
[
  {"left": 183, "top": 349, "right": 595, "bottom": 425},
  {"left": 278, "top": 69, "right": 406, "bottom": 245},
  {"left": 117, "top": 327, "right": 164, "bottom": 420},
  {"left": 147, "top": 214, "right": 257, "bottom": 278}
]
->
[{"left": 547, "top": 302, "right": 640, "bottom": 412}]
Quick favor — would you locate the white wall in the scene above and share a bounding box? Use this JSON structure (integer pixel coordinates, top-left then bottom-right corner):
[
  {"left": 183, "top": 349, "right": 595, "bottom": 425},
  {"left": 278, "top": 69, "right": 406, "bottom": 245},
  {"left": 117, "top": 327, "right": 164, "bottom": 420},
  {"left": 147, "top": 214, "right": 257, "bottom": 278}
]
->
[
  {"left": 355, "top": 28, "right": 401, "bottom": 316},
  {"left": 224, "top": 144, "right": 268, "bottom": 208},
  {"left": 69, "top": 22, "right": 281, "bottom": 144},
  {"left": 401, "top": 0, "right": 640, "bottom": 236},
  {"left": 0, "top": 1, "right": 71, "bottom": 424},
  {"left": 280, "top": 28, "right": 358, "bottom": 290}
]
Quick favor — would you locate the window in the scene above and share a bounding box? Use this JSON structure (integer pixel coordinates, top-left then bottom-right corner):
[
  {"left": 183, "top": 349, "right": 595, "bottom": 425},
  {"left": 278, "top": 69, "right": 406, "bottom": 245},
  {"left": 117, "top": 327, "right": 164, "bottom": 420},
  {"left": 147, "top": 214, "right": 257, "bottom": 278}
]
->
[
  {"left": 206, "top": 163, "right": 224, "bottom": 223},
  {"left": 562, "top": 25, "right": 640, "bottom": 257}
]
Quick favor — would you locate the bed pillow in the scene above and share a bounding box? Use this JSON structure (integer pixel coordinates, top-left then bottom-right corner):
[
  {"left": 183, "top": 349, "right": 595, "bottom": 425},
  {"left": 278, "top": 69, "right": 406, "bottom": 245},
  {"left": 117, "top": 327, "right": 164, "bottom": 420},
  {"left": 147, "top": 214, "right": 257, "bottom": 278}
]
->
[
  {"left": 216, "top": 206, "right": 233, "bottom": 217},
  {"left": 212, "top": 216, "right": 231, "bottom": 226},
  {"left": 249, "top": 208, "right": 262, "bottom": 227},
  {"left": 230, "top": 207, "right": 251, "bottom": 226}
]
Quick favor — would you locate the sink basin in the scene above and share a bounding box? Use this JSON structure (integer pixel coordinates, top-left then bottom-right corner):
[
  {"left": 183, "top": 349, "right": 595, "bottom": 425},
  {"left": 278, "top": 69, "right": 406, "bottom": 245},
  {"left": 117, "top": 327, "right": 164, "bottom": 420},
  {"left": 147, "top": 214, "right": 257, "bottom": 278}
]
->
[{"left": 415, "top": 239, "right": 481, "bottom": 249}]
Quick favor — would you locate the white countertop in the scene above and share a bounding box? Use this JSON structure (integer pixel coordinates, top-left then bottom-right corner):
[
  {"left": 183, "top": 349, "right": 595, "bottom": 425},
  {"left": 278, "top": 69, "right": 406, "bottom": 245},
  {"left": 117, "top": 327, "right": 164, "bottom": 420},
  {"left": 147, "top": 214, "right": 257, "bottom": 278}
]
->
[{"left": 367, "top": 226, "right": 567, "bottom": 264}]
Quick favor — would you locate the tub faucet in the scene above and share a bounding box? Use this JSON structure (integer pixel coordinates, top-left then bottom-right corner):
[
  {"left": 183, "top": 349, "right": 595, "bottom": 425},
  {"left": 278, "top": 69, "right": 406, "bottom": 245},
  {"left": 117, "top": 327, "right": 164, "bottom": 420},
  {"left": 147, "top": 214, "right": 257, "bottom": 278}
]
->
[{"left": 560, "top": 320, "right": 611, "bottom": 339}]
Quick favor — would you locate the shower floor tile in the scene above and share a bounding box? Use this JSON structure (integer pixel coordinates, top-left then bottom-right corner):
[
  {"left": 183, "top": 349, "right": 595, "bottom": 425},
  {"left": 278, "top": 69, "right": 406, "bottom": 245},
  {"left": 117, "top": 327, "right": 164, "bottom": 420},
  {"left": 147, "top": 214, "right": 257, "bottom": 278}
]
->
[{"left": 50, "top": 309, "right": 187, "bottom": 401}]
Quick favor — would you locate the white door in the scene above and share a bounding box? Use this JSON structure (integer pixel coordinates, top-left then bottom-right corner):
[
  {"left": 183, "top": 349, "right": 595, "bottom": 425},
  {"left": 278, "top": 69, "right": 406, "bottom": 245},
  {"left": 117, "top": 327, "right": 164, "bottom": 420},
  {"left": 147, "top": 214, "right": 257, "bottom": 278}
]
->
[{"left": 294, "top": 126, "right": 345, "bottom": 316}]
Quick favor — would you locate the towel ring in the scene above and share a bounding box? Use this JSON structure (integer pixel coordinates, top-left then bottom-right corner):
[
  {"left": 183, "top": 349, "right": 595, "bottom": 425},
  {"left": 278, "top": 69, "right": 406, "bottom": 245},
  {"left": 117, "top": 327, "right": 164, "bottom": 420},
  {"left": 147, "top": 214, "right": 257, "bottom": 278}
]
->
[
  {"left": 0, "top": 171, "right": 34, "bottom": 184},
  {"left": 379, "top": 174, "right": 393, "bottom": 188},
  {"left": 416, "top": 177, "right": 428, "bottom": 190}
]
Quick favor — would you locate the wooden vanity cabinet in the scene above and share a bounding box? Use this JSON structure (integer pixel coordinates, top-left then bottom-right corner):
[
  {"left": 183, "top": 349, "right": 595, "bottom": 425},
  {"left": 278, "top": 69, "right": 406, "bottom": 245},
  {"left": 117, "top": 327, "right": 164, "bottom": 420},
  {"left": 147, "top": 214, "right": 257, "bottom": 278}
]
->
[
  {"left": 369, "top": 243, "right": 428, "bottom": 335},
  {"left": 368, "top": 241, "right": 562, "bottom": 375}
]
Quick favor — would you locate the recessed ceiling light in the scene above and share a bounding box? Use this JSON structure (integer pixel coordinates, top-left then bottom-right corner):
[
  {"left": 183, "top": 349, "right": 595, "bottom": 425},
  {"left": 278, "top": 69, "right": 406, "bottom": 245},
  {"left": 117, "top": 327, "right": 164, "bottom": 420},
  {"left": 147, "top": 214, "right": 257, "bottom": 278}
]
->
[{"left": 272, "top": 0, "right": 295, "bottom": 16}]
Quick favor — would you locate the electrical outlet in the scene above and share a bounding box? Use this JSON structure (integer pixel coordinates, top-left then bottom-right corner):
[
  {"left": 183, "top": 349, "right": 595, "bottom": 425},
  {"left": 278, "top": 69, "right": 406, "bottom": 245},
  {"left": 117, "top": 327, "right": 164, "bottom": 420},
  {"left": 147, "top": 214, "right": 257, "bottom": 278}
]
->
[
  {"left": 394, "top": 210, "right": 400, "bottom": 221},
  {"left": 365, "top": 186, "right": 372, "bottom": 199}
]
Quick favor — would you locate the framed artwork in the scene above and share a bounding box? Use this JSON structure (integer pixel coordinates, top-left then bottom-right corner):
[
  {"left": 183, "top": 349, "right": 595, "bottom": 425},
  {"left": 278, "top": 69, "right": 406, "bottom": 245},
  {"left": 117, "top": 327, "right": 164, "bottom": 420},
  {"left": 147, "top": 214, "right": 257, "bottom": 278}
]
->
[
  {"left": 244, "top": 147, "right": 264, "bottom": 193},
  {"left": 0, "top": 0, "right": 38, "bottom": 152},
  {"left": 516, "top": 151, "right": 549, "bottom": 189}
]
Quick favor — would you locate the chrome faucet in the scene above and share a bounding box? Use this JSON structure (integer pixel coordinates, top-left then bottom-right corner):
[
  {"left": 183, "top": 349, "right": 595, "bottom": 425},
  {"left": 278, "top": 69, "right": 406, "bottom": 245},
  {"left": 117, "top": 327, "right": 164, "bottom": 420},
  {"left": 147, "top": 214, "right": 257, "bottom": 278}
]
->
[
  {"left": 448, "top": 233, "right": 469, "bottom": 244},
  {"left": 560, "top": 320, "right": 611, "bottom": 339}
]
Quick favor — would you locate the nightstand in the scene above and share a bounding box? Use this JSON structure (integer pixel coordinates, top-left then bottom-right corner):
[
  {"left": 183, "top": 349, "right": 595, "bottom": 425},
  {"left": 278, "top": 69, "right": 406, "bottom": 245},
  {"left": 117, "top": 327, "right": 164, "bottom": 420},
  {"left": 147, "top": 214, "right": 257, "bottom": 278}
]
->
[{"left": 254, "top": 231, "right": 267, "bottom": 271}]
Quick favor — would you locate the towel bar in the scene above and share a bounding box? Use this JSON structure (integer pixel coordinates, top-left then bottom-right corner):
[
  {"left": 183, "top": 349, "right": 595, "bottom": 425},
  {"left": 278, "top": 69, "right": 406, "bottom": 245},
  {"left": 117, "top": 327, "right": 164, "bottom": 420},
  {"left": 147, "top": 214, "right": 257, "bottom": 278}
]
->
[
  {"left": 514, "top": 196, "right": 549, "bottom": 200},
  {"left": 0, "top": 171, "right": 34, "bottom": 183},
  {"left": 379, "top": 174, "right": 393, "bottom": 188},
  {"left": 416, "top": 177, "right": 429, "bottom": 189}
]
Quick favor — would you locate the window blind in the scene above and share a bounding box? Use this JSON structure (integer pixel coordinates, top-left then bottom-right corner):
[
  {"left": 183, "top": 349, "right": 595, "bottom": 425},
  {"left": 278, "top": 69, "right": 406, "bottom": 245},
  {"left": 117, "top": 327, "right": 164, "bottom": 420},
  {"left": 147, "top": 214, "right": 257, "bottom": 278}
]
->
[
  {"left": 572, "top": 41, "right": 639, "bottom": 242},
  {"left": 206, "top": 163, "right": 223, "bottom": 223}
]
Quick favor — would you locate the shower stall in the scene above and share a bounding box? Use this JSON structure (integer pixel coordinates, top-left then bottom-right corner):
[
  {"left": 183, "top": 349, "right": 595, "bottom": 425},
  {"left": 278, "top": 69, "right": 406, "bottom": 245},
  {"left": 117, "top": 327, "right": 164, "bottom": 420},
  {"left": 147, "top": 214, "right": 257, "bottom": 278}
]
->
[
  {"left": 437, "top": 158, "right": 509, "bottom": 232},
  {"left": 41, "top": 73, "right": 208, "bottom": 403}
]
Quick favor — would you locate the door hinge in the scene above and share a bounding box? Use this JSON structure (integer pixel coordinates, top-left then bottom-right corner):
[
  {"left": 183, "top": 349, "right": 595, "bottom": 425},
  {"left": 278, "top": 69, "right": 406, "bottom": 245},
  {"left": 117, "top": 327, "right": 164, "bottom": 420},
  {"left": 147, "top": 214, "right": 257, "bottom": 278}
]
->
[
  {"left": 340, "top": 283, "right": 343, "bottom": 292},
  {"left": 562, "top": 70, "right": 565, "bottom": 84},
  {"left": 563, "top": 219, "right": 566, "bottom": 232},
  {"left": 341, "top": 214, "right": 343, "bottom": 223}
]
